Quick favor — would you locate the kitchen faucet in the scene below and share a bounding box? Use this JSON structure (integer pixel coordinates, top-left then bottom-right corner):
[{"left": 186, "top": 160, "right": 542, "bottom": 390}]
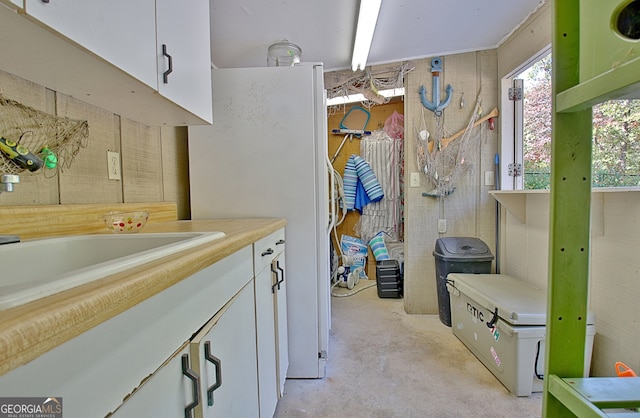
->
[
  {"left": 0, "top": 174, "right": 19, "bottom": 194},
  {"left": 0, "top": 235, "right": 19, "bottom": 244},
  {"left": 0, "top": 174, "right": 21, "bottom": 244}
]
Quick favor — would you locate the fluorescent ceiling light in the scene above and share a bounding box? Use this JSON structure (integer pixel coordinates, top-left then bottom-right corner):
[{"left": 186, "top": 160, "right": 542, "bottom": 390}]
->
[
  {"left": 351, "top": 0, "right": 382, "bottom": 71},
  {"left": 326, "top": 88, "right": 404, "bottom": 106}
]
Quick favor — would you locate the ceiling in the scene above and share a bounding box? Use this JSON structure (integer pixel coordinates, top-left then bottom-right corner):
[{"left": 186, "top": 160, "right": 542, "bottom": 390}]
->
[{"left": 209, "top": 0, "right": 546, "bottom": 72}]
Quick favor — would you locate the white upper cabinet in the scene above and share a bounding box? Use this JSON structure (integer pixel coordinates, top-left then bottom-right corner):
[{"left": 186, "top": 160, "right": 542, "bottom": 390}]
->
[
  {"left": 0, "top": 0, "right": 213, "bottom": 126},
  {"left": 156, "top": 0, "right": 213, "bottom": 123},
  {"left": 23, "top": 0, "right": 158, "bottom": 89}
]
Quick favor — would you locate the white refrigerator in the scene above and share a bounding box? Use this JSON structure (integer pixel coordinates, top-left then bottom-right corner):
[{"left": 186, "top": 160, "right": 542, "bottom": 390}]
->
[{"left": 188, "top": 63, "right": 331, "bottom": 378}]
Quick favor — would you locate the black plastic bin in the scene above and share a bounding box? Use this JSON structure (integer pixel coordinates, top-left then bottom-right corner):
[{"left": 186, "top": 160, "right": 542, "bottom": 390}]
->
[
  {"left": 376, "top": 260, "right": 403, "bottom": 298},
  {"left": 433, "top": 237, "right": 494, "bottom": 327}
]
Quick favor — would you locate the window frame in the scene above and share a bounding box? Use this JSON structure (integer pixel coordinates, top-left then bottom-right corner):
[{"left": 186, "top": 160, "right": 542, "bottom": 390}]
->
[{"left": 499, "top": 45, "right": 551, "bottom": 191}]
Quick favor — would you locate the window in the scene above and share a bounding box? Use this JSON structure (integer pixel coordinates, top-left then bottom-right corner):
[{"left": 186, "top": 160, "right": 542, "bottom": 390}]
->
[
  {"left": 520, "top": 53, "right": 551, "bottom": 189},
  {"left": 503, "top": 50, "right": 640, "bottom": 189}
]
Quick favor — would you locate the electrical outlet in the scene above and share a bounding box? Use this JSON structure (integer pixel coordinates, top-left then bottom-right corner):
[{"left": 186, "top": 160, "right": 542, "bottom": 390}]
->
[
  {"left": 484, "top": 171, "right": 495, "bottom": 186},
  {"left": 410, "top": 172, "right": 420, "bottom": 187},
  {"left": 107, "top": 151, "right": 121, "bottom": 180},
  {"left": 438, "top": 218, "right": 447, "bottom": 233}
]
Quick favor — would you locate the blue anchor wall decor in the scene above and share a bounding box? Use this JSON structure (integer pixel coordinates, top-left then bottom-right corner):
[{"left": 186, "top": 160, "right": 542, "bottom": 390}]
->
[{"left": 419, "top": 57, "right": 453, "bottom": 116}]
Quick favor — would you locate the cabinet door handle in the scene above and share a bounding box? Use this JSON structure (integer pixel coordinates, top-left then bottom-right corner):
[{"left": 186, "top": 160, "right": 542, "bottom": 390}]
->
[
  {"left": 204, "top": 341, "right": 222, "bottom": 407},
  {"left": 41, "top": 0, "right": 50, "bottom": 3},
  {"left": 270, "top": 263, "right": 279, "bottom": 293},
  {"left": 181, "top": 354, "right": 200, "bottom": 418},
  {"left": 162, "top": 44, "right": 173, "bottom": 84},
  {"left": 261, "top": 248, "right": 274, "bottom": 257},
  {"left": 276, "top": 260, "right": 285, "bottom": 290},
  {"left": 276, "top": 239, "right": 285, "bottom": 245}
]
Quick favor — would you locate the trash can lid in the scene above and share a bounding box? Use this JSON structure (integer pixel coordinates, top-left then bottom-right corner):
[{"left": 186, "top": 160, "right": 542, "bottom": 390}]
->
[{"left": 433, "top": 237, "right": 493, "bottom": 261}]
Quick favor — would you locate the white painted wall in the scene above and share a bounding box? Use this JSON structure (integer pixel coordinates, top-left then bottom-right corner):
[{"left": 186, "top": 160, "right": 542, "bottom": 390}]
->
[{"left": 496, "top": 190, "right": 640, "bottom": 376}]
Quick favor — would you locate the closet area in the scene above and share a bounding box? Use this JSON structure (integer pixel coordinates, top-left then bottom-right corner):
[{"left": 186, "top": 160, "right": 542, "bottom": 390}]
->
[{"left": 327, "top": 97, "right": 405, "bottom": 292}]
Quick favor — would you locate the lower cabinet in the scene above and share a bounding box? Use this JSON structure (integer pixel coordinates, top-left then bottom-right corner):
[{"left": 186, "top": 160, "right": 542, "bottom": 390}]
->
[
  {"left": 0, "top": 246, "right": 254, "bottom": 418},
  {"left": 110, "top": 228, "right": 289, "bottom": 418},
  {"left": 110, "top": 283, "right": 259, "bottom": 418},
  {"left": 0, "top": 230, "right": 289, "bottom": 418},
  {"left": 254, "top": 229, "right": 289, "bottom": 417},
  {"left": 107, "top": 342, "right": 190, "bottom": 417},
  {"left": 189, "top": 283, "right": 259, "bottom": 418},
  {"left": 255, "top": 260, "right": 279, "bottom": 417},
  {"left": 274, "top": 253, "right": 289, "bottom": 398}
]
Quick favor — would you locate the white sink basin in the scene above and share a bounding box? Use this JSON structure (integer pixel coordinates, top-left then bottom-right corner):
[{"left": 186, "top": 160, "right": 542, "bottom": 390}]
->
[{"left": 0, "top": 231, "right": 226, "bottom": 310}]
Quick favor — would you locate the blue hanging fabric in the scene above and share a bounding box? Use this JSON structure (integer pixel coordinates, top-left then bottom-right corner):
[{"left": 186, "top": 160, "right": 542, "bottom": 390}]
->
[
  {"left": 353, "top": 155, "right": 383, "bottom": 203},
  {"left": 343, "top": 154, "right": 384, "bottom": 213},
  {"left": 343, "top": 155, "right": 358, "bottom": 210}
]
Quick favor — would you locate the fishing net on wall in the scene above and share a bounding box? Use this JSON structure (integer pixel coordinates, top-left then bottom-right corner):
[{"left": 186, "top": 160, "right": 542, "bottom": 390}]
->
[
  {"left": 415, "top": 93, "right": 490, "bottom": 197},
  {"left": 0, "top": 94, "right": 89, "bottom": 177},
  {"left": 325, "top": 61, "right": 414, "bottom": 115}
]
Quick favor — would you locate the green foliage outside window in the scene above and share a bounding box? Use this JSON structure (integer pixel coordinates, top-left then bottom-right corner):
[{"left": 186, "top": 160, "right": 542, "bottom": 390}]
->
[{"left": 522, "top": 54, "right": 640, "bottom": 189}]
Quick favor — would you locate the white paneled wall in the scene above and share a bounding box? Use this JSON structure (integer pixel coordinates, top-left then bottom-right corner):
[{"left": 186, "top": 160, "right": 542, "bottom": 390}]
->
[{"left": 497, "top": 190, "right": 640, "bottom": 376}]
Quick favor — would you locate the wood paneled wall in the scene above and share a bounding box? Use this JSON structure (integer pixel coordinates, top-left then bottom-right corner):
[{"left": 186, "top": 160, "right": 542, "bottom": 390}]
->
[
  {"left": 0, "top": 70, "right": 190, "bottom": 218},
  {"left": 404, "top": 52, "right": 499, "bottom": 314},
  {"left": 0, "top": 202, "right": 177, "bottom": 240}
]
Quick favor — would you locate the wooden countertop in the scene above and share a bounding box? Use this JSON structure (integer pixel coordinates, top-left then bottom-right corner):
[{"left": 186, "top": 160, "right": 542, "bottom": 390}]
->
[{"left": 0, "top": 218, "right": 286, "bottom": 376}]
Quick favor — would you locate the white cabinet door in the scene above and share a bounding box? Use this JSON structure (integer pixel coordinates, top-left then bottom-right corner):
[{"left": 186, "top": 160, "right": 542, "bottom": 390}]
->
[
  {"left": 255, "top": 261, "right": 279, "bottom": 418},
  {"left": 10, "top": 0, "right": 212, "bottom": 125},
  {"left": 156, "top": 0, "right": 213, "bottom": 123},
  {"left": 111, "top": 283, "right": 259, "bottom": 418},
  {"left": 108, "top": 342, "right": 195, "bottom": 417},
  {"left": 23, "top": 0, "right": 157, "bottom": 88},
  {"left": 273, "top": 254, "right": 289, "bottom": 397},
  {"left": 253, "top": 228, "right": 288, "bottom": 416},
  {"left": 190, "top": 282, "right": 259, "bottom": 418}
]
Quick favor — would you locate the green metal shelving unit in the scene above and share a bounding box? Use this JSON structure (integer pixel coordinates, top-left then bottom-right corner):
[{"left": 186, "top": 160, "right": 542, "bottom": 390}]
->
[{"left": 544, "top": 0, "right": 640, "bottom": 416}]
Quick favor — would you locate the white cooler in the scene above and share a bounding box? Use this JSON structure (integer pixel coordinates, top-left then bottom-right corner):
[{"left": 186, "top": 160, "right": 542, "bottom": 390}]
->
[{"left": 447, "top": 273, "right": 595, "bottom": 396}]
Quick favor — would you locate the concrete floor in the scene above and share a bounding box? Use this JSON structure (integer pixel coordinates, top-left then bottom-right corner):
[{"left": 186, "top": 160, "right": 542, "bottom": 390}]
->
[{"left": 274, "top": 281, "right": 542, "bottom": 418}]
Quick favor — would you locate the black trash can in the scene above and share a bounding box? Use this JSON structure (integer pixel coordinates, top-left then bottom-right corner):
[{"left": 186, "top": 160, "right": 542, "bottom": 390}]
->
[{"left": 433, "top": 237, "right": 494, "bottom": 327}]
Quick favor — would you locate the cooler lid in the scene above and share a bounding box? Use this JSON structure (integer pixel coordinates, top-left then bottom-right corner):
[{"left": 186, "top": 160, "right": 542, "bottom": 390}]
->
[
  {"left": 448, "top": 273, "right": 595, "bottom": 326},
  {"left": 433, "top": 237, "right": 493, "bottom": 261}
]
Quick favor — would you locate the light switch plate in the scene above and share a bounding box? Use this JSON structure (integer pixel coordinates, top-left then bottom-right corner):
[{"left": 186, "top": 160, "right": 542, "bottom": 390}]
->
[
  {"left": 107, "top": 151, "right": 121, "bottom": 180},
  {"left": 484, "top": 171, "right": 494, "bottom": 186},
  {"left": 438, "top": 218, "right": 447, "bottom": 233},
  {"left": 410, "top": 172, "right": 420, "bottom": 187}
]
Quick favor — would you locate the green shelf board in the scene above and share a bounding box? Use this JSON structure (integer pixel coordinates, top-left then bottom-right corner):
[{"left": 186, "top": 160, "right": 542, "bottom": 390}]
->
[
  {"left": 556, "top": 56, "right": 640, "bottom": 113},
  {"left": 548, "top": 375, "right": 640, "bottom": 418}
]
